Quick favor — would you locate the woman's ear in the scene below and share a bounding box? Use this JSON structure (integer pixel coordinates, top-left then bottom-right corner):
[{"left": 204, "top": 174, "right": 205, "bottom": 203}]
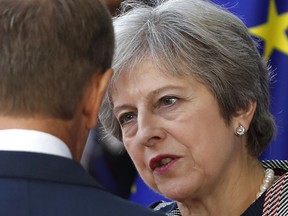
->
[
  {"left": 83, "top": 68, "right": 113, "bottom": 129},
  {"left": 233, "top": 101, "right": 257, "bottom": 132}
]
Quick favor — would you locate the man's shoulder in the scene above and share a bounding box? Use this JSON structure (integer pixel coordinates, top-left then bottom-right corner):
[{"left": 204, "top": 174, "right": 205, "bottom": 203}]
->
[{"left": 0, "top": 151, "right": 165, "bottom": 216}]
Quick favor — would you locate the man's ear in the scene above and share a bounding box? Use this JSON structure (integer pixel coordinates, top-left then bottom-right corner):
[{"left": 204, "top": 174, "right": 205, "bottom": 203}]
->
[
  {"left": 83, "top": 68, "right": 112, "bottom": 129},
  {"left": 233, "top": 101, "right": 257, "bottom": 132}
]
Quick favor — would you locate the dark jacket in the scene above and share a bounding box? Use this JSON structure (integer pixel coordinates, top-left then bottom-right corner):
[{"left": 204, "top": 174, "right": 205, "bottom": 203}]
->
[{"left": 0, "top": 151, "right": 164, "bottom": 216}]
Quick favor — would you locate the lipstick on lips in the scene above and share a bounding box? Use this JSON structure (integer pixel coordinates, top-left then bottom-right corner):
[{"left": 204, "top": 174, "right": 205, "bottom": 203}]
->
[{"left": 149, "top": 154, "right": 181, "bottom": 173}]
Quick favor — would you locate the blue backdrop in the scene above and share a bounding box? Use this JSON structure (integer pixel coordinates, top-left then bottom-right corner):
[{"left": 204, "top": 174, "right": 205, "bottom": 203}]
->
[{"left": 129, "top": 0, "right": 288, "bottom": 206}]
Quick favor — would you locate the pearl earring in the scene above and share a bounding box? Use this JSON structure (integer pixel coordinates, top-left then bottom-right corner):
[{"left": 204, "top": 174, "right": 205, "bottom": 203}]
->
[{"left": 236, "top": 124, "right": 245, "bottom": 136}]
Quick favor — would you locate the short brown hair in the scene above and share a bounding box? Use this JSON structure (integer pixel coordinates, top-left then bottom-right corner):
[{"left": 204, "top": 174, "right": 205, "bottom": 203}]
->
[{"left": 0, "top": 0, "right": 114, "bottom": 119}]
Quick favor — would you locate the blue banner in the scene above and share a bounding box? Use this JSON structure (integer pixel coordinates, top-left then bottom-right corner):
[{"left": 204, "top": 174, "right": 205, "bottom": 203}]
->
[{"left": 129, "top": 0, "right": 288, "bottom": 205}]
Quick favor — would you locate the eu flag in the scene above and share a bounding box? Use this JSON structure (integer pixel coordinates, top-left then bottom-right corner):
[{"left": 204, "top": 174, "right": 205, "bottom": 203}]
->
[{"left": 129, "top": 0, "right": 288, "bottom": 205}]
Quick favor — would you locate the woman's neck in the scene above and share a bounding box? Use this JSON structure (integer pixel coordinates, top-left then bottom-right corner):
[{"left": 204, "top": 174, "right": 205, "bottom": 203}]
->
[{"left": 177, "top": 157, "right": 265, "bottom": 216}]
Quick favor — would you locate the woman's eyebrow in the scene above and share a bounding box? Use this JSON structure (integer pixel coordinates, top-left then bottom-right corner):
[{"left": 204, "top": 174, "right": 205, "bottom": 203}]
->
[
  {"left": 114, "top": 104, "right": 134, "bottom": 115},
  {"left": 113, "top": 85, "right": 184, "bottom": 114},
  {"left": 149, "top": 85, "right": 183, "bottom": 97}
]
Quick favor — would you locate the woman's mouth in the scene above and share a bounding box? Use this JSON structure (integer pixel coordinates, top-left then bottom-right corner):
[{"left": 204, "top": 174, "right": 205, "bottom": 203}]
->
[{"left": 149, "top": 155, "right": 181, "bottom": 173}]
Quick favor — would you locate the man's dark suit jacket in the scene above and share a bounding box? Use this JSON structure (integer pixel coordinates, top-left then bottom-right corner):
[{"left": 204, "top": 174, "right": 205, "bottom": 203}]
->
[{"left": 0, "top": 151, "right": 164, "bottom": 216}]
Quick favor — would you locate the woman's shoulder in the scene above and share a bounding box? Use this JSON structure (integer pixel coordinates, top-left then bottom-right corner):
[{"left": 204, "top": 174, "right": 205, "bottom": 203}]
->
[
  {"left": 261, "top": 160, "right": 288, "bottom": 199},
  {"left": 261, "top": 160, "right": 288, "bottom": 215},
  {"left": 261, "top": 160, "right": 288, "bottom": 172},
  {"left": 150, "top": 201, "right": 181, "bottom": 216}
]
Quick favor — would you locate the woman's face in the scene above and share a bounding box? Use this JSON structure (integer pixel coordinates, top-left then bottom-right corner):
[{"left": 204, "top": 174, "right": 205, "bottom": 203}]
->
[{"left": 112, "top": 61, "right": 243, "bottom": 201}]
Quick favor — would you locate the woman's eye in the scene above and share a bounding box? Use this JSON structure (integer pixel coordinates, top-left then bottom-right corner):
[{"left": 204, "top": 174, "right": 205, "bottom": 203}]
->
[
  {"left": 118, "top": 112, "right": 135, "bottom": 125},
  {"left": 160, "top": 96, "right": 178, "bottom": 106}
]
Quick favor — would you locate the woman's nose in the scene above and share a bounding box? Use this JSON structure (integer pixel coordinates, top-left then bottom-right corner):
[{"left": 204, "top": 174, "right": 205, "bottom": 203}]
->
[{"left": 135, "top": 112, "right": 166, "bottom": 147}]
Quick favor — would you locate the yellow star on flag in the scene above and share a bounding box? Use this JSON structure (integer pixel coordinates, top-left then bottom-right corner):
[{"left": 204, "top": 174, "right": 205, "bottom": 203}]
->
[{"left": 249, "top": 0, "right": 288, "bottom": 59}]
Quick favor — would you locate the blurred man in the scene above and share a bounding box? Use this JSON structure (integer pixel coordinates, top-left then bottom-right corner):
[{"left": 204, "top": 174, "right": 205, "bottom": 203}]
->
[{"left": 0, "top": 0, "right": 164, "bottom": 215}]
